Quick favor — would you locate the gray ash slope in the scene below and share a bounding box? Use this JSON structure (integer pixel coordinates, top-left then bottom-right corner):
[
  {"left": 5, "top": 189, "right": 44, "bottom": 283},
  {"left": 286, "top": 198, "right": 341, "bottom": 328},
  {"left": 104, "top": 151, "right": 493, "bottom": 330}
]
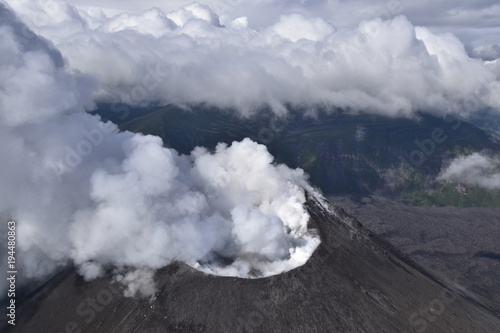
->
[
  {"left": 331, "top": 195, "right": 500, "bottom": 306},
  {"left": 4, "top": 197, "right": 500, "bottom": 333}
]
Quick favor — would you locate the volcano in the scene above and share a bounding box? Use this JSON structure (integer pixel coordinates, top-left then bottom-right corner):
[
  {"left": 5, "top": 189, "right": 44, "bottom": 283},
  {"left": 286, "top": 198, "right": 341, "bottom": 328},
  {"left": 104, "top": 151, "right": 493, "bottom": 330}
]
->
[{"left": 4, "top": 196, "right": 499, "bottom": 333}]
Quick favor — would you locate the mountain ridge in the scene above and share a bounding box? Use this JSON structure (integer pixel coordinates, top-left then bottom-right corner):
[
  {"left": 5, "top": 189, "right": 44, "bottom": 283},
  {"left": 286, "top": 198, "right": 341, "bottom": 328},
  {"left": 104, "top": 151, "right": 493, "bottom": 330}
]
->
[{"left": 105, "top": 105, "right": 500, "bottom": 207}]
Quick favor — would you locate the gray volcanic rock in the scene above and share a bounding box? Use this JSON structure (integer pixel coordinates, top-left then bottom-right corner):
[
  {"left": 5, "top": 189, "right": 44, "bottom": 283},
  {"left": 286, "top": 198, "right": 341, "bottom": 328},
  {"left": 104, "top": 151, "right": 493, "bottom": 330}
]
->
[
  {"left": 3, "top": 197, "right": 500, "bottom": 332},
  {"left": 331, "top": 195, "right": 500, "bottom": 307}
]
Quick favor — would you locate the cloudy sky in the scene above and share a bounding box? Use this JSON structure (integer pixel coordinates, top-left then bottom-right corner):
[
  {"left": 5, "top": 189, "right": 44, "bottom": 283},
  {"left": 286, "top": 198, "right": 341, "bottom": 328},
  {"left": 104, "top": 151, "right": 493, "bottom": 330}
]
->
[
  {"left": 68, "top": 0, "right": 500, "bottom": 59},
  {"left": 1, "top": 0, "right": 500, "bottom": 296},
  {"left": 4, "top": 0, "right": 500, "bottom": 118}
]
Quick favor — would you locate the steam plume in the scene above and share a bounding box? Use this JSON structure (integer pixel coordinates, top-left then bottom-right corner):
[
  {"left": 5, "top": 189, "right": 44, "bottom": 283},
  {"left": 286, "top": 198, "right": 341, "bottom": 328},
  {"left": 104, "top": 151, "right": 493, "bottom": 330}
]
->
[{"left": 0, "top": 3, "right": 320, "bottom": 297}]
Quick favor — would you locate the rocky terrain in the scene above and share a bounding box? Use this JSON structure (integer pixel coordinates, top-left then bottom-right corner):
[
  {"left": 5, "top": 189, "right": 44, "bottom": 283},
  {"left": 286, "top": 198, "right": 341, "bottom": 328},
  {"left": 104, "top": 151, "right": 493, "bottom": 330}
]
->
[
  {"left": 331, "top": 195, "right": 500, "bottom": 307},
  {"left": 3, "top": 197, "right": 499, "bottom": 332}
]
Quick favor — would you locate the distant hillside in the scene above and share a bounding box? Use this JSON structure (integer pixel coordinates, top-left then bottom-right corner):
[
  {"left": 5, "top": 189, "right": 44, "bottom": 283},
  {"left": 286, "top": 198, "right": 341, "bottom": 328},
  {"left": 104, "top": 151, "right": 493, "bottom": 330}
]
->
[{"left": 101, "top": 104, "right": 500, "bottom": 207}]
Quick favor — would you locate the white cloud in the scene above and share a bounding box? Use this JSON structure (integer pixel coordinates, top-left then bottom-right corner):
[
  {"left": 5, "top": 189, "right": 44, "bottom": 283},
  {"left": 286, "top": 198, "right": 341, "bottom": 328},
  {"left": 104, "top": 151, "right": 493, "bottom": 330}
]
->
[
  {"left": 0, "top": 3, "right": 321, "bottom": 296},
  {"left": 269, "top": 13, "right": 336, "bottom": 42},
  {"left": 0, "top": 3, "right": 94, "bottom": 126},
  {"left": 5, "top": 1, "right": 500, "bottom": 118},
  {"left": 98, "top": 8, "right": 177, "bottom": 37},
  {"left": 166, "top": 2, "right": 221, "bottom": 27},
  {"left": 437, "top": 153, "right": 500, "bottom": 189}
]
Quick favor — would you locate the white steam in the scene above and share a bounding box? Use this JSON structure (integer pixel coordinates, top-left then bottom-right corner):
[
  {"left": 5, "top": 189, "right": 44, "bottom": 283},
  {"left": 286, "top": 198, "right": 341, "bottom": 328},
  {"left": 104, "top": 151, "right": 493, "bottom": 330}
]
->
[
  {"left": 69, "top": 136, "right": 319, "bottom": 278},
  {"left": 0, "top": 3, "right": 320, "bottom": 297},
  {"left": 437, "top": 153, "right": 500, "bottom": 189}
]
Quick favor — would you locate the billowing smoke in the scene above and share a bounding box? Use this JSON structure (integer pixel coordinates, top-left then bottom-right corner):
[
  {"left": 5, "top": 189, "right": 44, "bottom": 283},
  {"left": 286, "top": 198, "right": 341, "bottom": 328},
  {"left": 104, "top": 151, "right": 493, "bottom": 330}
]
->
[
  {"left": 0, "top": 3, "right": 321, "bottom": 297},
  {"left": 5, "top": 0, "right": 500, "bottom": 118},
  {"left": 437, "top": 153, "right": 500, "bottom": 189}
]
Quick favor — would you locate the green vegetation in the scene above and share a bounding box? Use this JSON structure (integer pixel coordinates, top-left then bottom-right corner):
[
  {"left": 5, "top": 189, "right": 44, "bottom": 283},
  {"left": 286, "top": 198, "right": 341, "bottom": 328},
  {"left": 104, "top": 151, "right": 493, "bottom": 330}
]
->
[
  {"left": 403, "top": 184, "right": 500, "bottom": 208},
  {"left": 97, "top": 104, "right": 500, "bottom": 208}
]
